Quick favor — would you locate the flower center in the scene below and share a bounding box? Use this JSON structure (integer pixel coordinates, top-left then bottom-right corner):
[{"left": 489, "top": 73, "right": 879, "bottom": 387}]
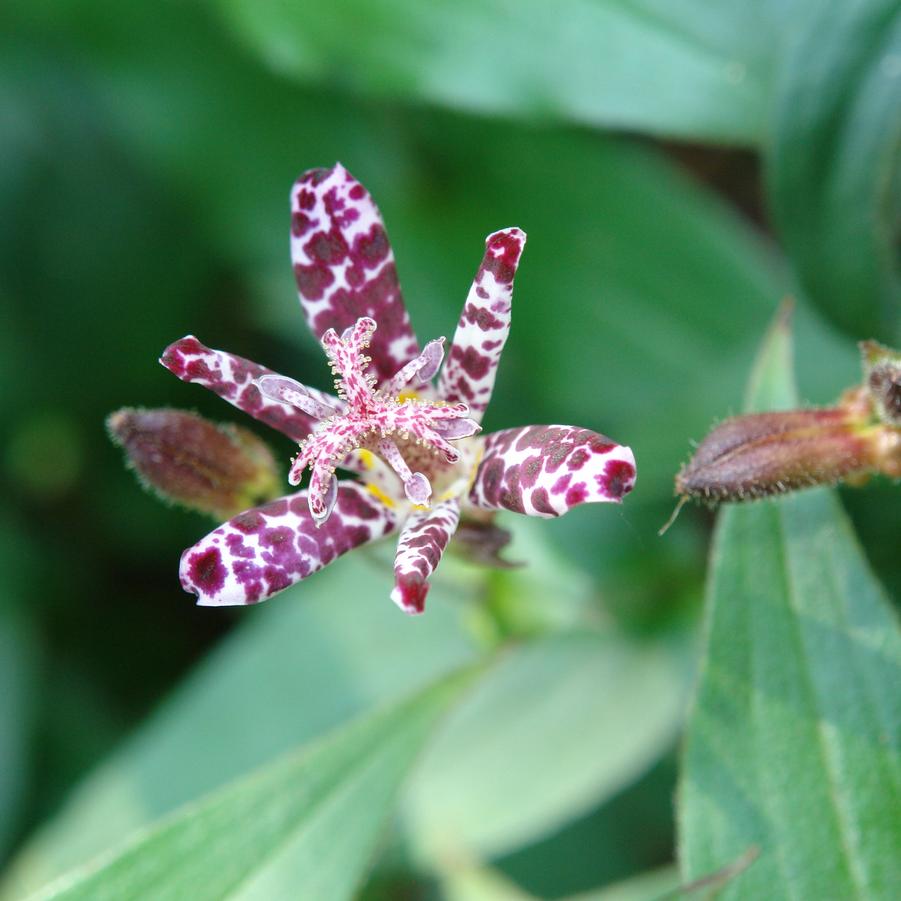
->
[{"left": 255, "top": 317, "right": 479, "bottom": 525}]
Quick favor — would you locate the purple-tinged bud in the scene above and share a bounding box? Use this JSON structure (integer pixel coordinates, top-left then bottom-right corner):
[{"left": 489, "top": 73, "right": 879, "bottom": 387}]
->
[
  {"left": 675, "top": 406, "right": 886, "bottom": 504},
  {"left": 107, "top": 408, "right": 281, "bottom": 519},
  {"left": 861, "top": 340, "right": 901, "bottom": 426}
]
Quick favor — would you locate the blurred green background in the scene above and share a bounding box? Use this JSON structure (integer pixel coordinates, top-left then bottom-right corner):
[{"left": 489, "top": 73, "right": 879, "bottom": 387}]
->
[{"left": 1, "top": 0, "right": 898, "bottom": 897}]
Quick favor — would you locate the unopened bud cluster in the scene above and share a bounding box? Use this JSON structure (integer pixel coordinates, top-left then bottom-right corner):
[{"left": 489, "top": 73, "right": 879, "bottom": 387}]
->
[
  {"left": 107, "top": 408, "right": 281, "bottom": 519},
  {"left": 676, "top": 342, "right": 901, "bottom": 506}
]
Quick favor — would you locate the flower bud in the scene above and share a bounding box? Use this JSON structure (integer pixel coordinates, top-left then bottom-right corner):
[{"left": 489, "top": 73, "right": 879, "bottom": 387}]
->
[
  {"left": 107, "top": 408, "right": 281, "bottom": 519},
  {"left": 861, "top": 340, "right": 901, "bottom": 426},
  {"left": 675, "top": 406, "right": 887, "bottom": 503}
]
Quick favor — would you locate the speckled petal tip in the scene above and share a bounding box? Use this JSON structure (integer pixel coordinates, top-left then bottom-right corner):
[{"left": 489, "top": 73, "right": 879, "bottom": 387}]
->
[
  {"left": 179, "top": 482, "right": 397, "bottom": 606},
  {"left": 469, "top": 425, "right": 636, "bottom": 517},
  {"left": 291, "top": 164, "right": 419, "bottom": 382},
  {"left": 160, "top": 336, "right": 339, "bottom": 443},
  {"left": 439, "top": 228, "right": 525, "bottom": 420},
  {"left": 390, "top": 499, "right": 461, "bottom": 615}
]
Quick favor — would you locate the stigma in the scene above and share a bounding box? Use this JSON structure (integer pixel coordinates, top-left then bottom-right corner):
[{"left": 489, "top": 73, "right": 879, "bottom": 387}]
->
[{"left": 254, "top": 317, "right": 480, "bottom": 525}]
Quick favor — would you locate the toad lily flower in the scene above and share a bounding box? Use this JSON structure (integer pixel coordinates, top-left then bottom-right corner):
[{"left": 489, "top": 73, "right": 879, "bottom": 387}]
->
[{"left": 161, "top": 164, "right": 636, "bottom": 614}]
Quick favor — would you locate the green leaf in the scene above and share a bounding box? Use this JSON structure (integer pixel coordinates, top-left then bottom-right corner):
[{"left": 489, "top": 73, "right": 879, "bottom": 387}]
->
[
  {"left": 403, "top": 628, "right": 692, "bottom": 859},
  {"left": 33, "top": 671, "right": 474, "bottom": 901},
  {"left": 767, "top": 0, "right": 901, "bottom": 341},
  {"left": 741, "top": 300, "right": 797, "bottom": 414},
  {"left": 678, "top": 312, "right": 901, "bottom": 897},
  {"left": 211, "top": 0, "right": 772, "bottom": 144},
  {"left": 1, "top": 558, "right": 479, "bottom": 898}
]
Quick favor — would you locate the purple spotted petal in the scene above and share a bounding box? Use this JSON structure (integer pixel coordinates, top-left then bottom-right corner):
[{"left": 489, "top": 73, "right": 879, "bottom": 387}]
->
[
  {"left": 291, "top": 164, "right": 419, "bottom": 382},
  {"left": 160, "top": 336, "right": 340, "bottom": 443},
  {"left": 179, "top": 482, "right": 397, "bottom": 606},
  {"left": 469, "top": 426, "right": 636, "bottom": 517},
  {"left": 438, "top": 228, "right": 526, "bottom": 420},
  {"left": 390, "top": 499, "right": 461, "bottom": 615}
]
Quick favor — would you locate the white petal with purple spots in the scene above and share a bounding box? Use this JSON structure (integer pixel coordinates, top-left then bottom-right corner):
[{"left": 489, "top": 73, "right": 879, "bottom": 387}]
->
[
  {"left": 160, "top": 336, "right": 339, "bottom": 444},
  {"left": 180, "top": 482, "right": 397, "bottom": 606},
  {"left": 469, "top": 425, "right": 636, "bottom": 517},
  {"left": 439, "top": 228, "right": 525, "bottom": 421},
  {"left": 391, "top": 499, "right": 461, "bottom": 614},
  {"left": 291, "top": 164, "right": 419, "bottom": 382}
]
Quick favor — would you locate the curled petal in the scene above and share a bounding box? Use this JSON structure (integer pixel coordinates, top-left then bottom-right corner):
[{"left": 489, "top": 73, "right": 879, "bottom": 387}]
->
[
  {"left": 160, "top": 336, "right": 338, "bottom": 443},
  {"left": 391, "top": 499, "right": 461, "bottom": 615},
  {"left": 291, "top": 164, "right": 419, "bottom": 381},
  {"left": 438, "top": 228, "right": 526, "bottom": 421},
  {"left": 179, "top": 482, "right": 397, "bottom": 607},
  {"left": 469, "top": 425, "right": 636, "bottom": 517},
  {"left": 254, "top": 375, "right": 341, "bottom": 421}
]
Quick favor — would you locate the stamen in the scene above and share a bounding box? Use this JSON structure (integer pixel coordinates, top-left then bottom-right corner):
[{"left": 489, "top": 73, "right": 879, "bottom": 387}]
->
[
  {"left": 254, "top": 375, "right": 339, "bottom": 420},
  {"left": 378, "top": 438, "right": 432, "bottom": 506},
  {"left": 288, "top": 446, "right": 313, "bottom": 486},
  {"left": 433, "top": 417, "right": 481, "bottom": 439},
  {"left": 267, "top": 317, "right": 480, "bottom": 524},
  {"left": 308, "top": 471, "right": 338, "bottom": 527},
  {"left": 384, "top": 337, "right": 446, "bottom": 394},
  {"left": 404, "top": 472, "right": 432, "bottom": 506}
]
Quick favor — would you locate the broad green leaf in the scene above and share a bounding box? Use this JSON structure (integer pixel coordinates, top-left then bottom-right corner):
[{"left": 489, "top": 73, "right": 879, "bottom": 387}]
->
[
  {"left": 403, "top": 628, "right": 693, "bottom": 860},
  {"left": 212, "top": 0, "right": 772, "bottom": 144},
  {"left": 33, "top": 671, "right": 473, "bottom": 901},
  {"left": 1, "top": 558, "right": 479, "bottom": 899},
  {"left": 678, "top": 313, "right": 901, "bottom": 897},
  {"left": 741, "top": 299, "right": 797, "bottom": 414},
  {"left": 767, "top": 0, "right": 901, "bottom": 341}
]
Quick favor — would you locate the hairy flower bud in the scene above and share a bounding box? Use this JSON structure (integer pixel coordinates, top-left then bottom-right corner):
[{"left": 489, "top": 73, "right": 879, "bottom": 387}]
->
[
  {"left": 107, "top": 408, "right": 281, "bottom": 519},
  {"left": 861, "top": 340, "right": 901, "bottom": 426},
  {"left": 675, "top": 405, "right": 889, "bottom": 504}
]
